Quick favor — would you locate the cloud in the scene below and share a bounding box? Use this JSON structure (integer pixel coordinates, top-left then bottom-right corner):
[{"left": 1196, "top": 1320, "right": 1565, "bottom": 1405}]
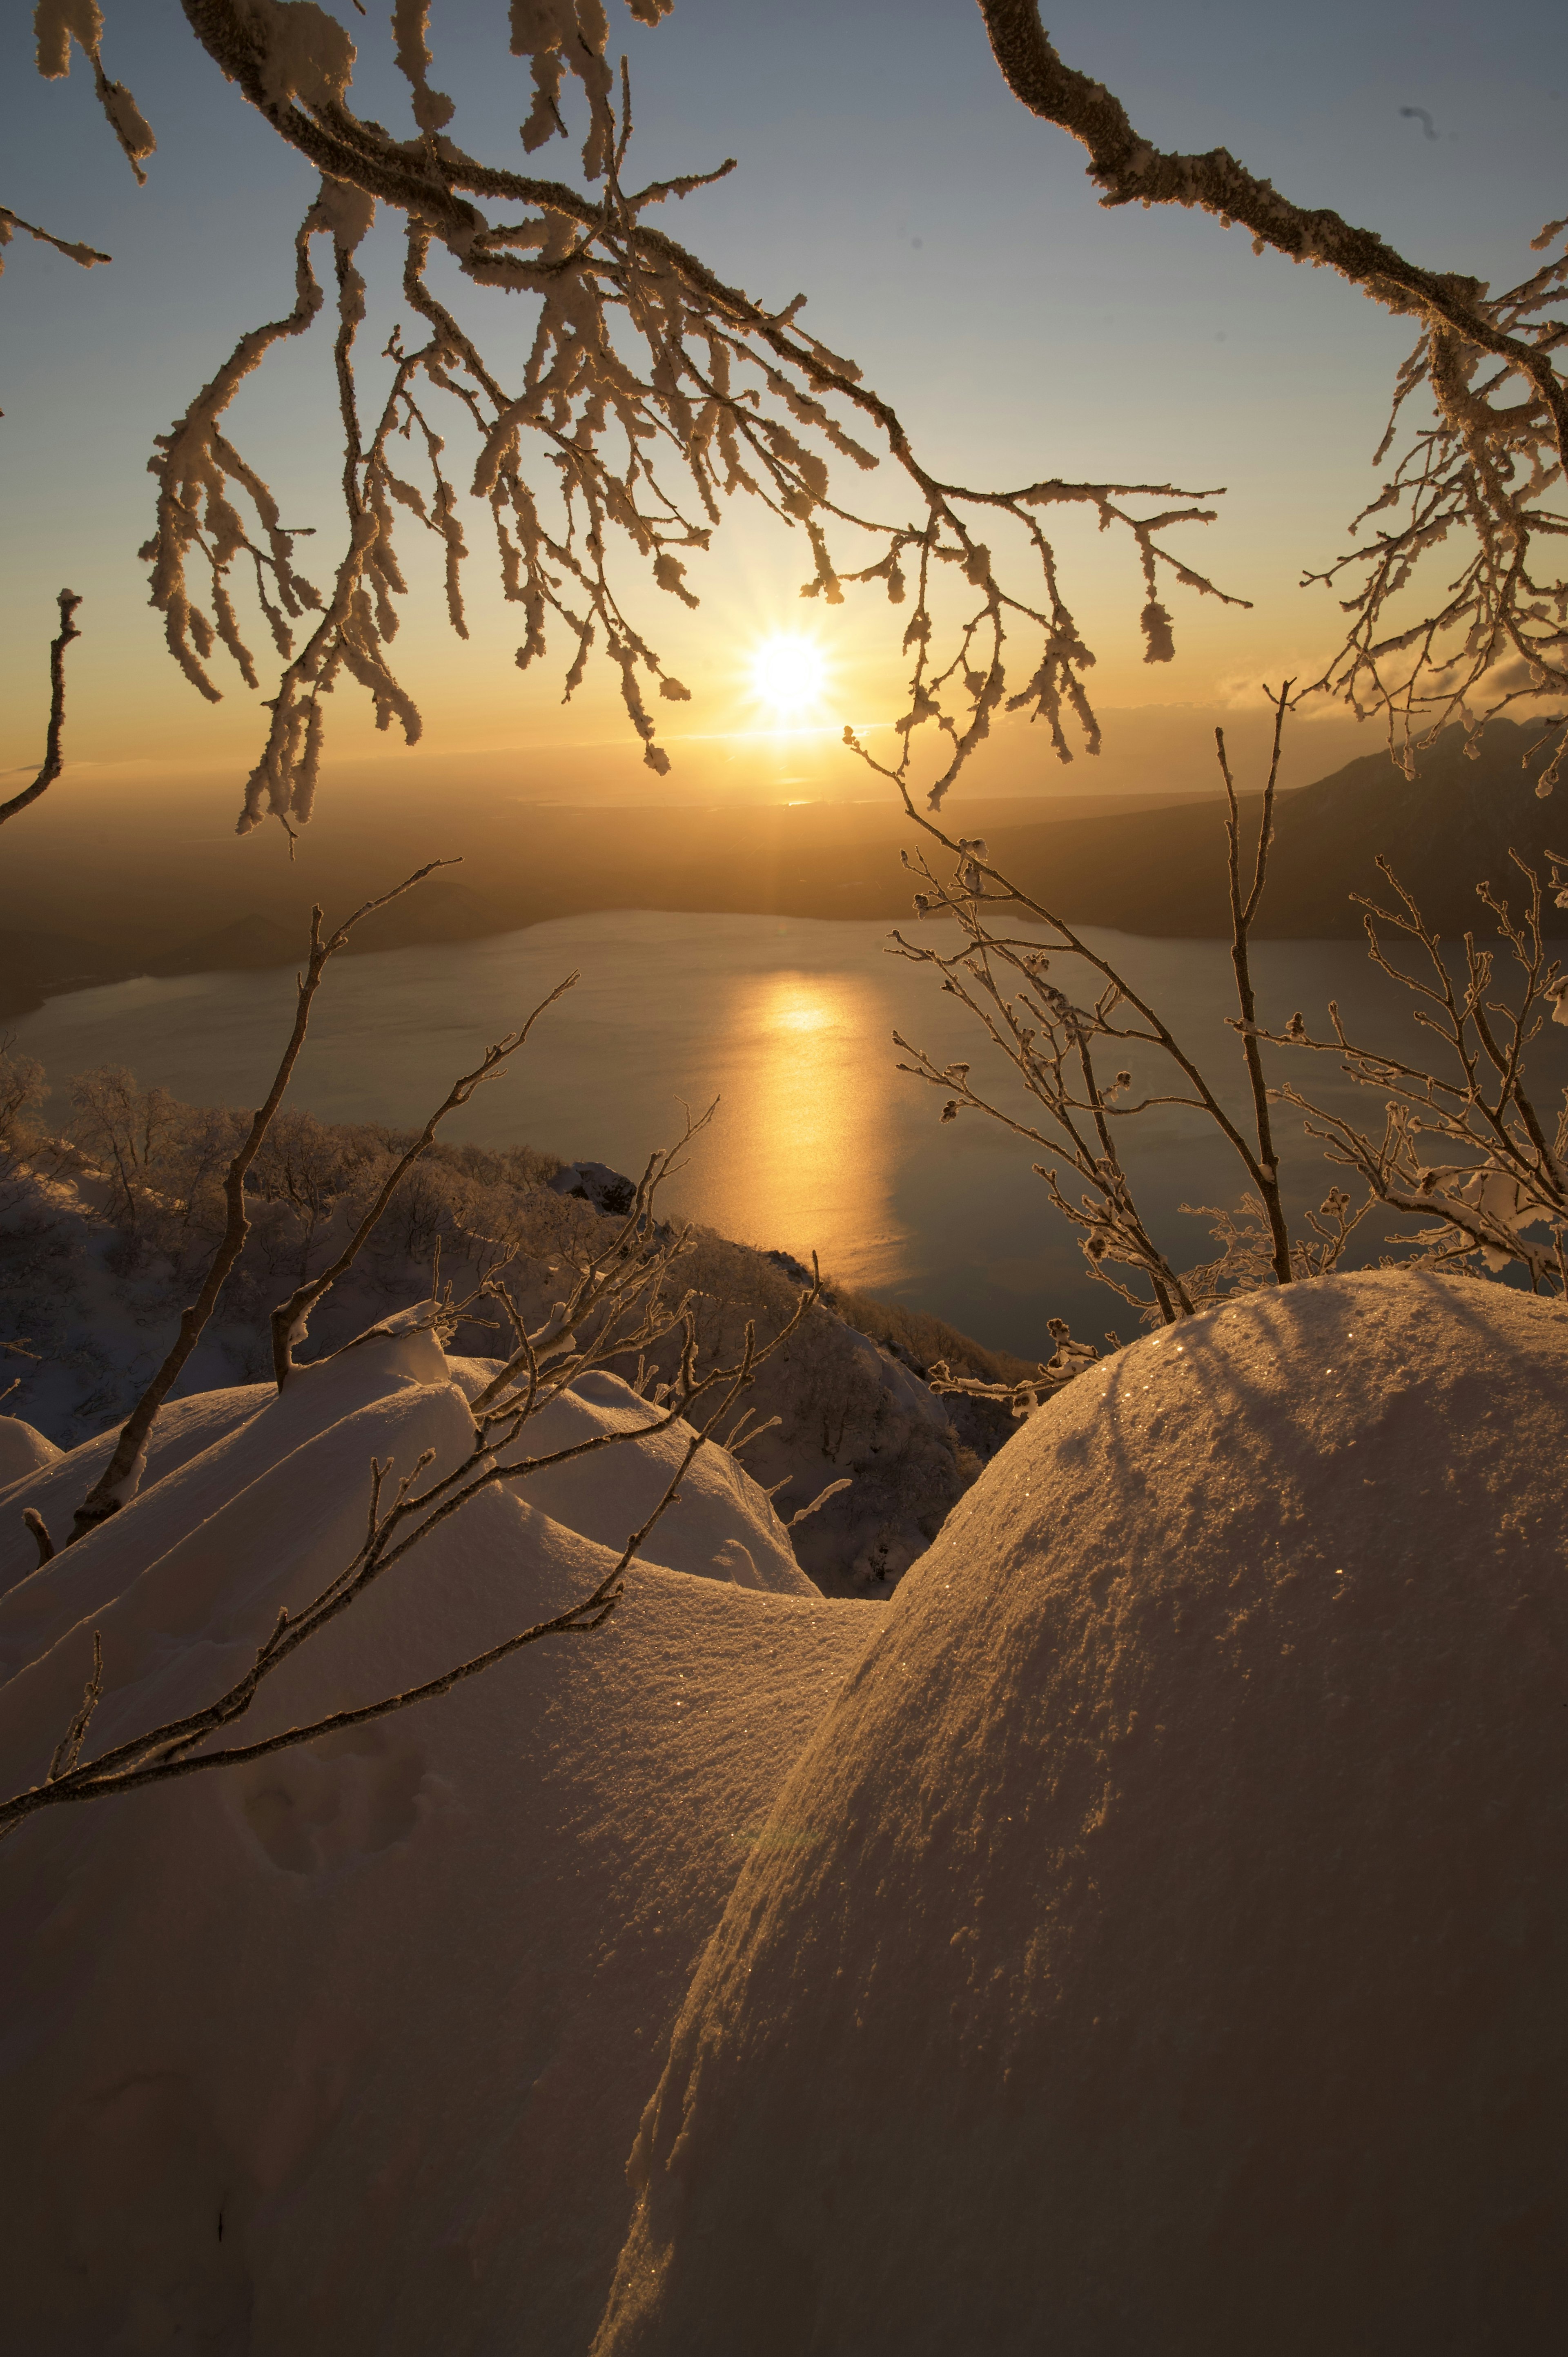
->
[{"left": 1209, "top": 664, "right": 1343, "bottom": 714}]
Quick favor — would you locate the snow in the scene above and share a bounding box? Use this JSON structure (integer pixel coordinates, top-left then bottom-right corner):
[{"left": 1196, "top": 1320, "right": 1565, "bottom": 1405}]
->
[
  {"left": 0, "top": 1384, "right": 268, "bottom": 1606},
  {"left": 11, "top": 1266, "right": 1553, "bottom": 2348},
  {"left": 444, "top": 1360, "right": 817, "bottom": 1597},
  {"left": 595, "top": 1270, "right": 1568, "bottom": 2354},
  {"left": 2, "top": 1162, "right": 988, "bottom": 1592},
  {"left": 0, "top": 1414, "right": 61, "bottom": 1490},
  {"left": 0, "top": 1321, "right": 881, "bottom": 2352}
]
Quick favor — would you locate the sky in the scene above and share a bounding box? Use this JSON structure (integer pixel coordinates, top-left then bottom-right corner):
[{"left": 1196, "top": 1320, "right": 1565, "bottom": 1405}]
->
[{"left": 2, "top": 0, "right": 1565, "bottom": 827}]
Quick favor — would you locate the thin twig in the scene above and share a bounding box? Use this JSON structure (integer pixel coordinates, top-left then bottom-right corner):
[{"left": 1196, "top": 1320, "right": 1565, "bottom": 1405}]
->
[
  {"left": 69, "top": 862, "right": 454, "bottom": 1539},
  {"left": 0, "top": 592, "right": 83, "bottom": 827},
  {"left": 0, "top": 1250, "right": 824, "bottom": 1834},
  {"left": 268, "top": 973, "right": 579, "bottom": 1383}
]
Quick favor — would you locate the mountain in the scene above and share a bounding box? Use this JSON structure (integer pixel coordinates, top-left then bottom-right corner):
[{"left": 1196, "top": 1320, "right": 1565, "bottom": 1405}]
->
[
  {"left": 984, "top": 716, "right": 1568, "bottom": 938},
  {"left": 0, "top": 929, "right": 125, "bottom": 1018},
  {"left": 2, "top": 721, "right": 1562, "bottom": 1022},
  {"left": 146, "top": 913, "right": 306, "bottom": 977}
]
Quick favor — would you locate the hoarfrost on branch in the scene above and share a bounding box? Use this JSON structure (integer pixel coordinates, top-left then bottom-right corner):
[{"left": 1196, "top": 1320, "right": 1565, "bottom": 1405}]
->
[{"left": 30, "top": 0, "right": 1243, "bottom": 830}]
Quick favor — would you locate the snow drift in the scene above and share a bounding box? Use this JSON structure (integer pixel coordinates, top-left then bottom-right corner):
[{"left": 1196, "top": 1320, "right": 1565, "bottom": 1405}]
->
[
  {"left": 0, "top": 1327, "right": 880, "bottom": 2353},
  {"left": 0, "top": 1154, "right": 989, "bottom": 1593},
  {"left": 595, "top": 1270, "right": 1568, "bottom": 2355}
]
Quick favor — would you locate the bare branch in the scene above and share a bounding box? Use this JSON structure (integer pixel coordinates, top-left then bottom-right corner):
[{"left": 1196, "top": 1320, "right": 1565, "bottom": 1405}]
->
[
  {"left": 0, "top": 205, "right": 111, "bottom": 276},
  {"left": 1217, "top": 682, "right": 1294, "bottom": 1285},
  {"left": 268, "top": 972, "right": 579, "bottom": 1383},
  {"left": 1256, "top": 850, "right": 1568, "bottom": 1284},
  {"left": 68, "top": 861, "right": 454, "bottom": 1540},
  {"left": 0, "top": 591, "right": 82, "bottom": 828}
]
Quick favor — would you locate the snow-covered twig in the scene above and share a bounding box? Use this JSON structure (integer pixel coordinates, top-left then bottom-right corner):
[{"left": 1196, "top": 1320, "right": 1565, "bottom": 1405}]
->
[
  {"left": 977, "top": 0, "right": 1568, "bottom": 774},
  {"left": 0, "top": 204, "right": 111, "bottom": 278},
  {"left": 786, "top": 1476, "right": 853, "bottom": 1529},
  {"left": 860, "top": 684, "right": 1304, "bottom": 1328}
]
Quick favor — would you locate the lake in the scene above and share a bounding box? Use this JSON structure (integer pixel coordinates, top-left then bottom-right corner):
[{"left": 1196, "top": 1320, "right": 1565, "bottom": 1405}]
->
[{"left": 10, "top": 911, "right": 1557, "bottom": 1358}]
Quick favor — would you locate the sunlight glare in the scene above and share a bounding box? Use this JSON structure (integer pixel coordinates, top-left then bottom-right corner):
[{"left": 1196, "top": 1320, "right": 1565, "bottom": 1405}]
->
[{"left": 751, "top": 635, "right": 827, "bottom": 721}]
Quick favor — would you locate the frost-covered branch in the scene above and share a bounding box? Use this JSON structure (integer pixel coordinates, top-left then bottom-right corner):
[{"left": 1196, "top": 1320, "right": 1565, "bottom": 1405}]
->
[
  {"left": 39, "top": 0, "right": 1238, "bottom": 826},
  {"left": 853, "top": 689, "right": 1305, "bottom": 1326},
  {"left": 976, "top": 0, "right": 1568, "bottom": 774},
  {"left": 0, "top": 591, "right": 82, "bottom": 828},
  {"left": 1256, "top": 851, "right": 1568, "bottom": 1285}
]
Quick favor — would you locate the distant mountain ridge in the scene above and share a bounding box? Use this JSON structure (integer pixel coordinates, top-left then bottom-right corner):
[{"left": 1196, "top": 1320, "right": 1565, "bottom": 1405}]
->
[
  {"left": 2, "top": 719, "right": 1561, "bottom": 1017},
  {"left": 985, "top": 717, "right": 1568, "bottom": 939}
]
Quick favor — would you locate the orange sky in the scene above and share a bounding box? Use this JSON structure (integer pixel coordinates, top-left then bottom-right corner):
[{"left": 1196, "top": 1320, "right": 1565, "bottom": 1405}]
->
[{"left": 4, "top": 0, "right": 1564, "bottom": 831}]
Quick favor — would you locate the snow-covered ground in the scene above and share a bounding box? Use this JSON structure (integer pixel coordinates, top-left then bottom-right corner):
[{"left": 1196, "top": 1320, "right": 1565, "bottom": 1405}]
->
[
  {"left": 0, "top": 1323, "right": 882, "bottom": 2352},
  {"left": 592, "top": 1269, "right": 1568, "bottom": 2354},
  {"left": 6, "top": 1260, "right": 1559, "bottom": 2349},
  {"left": 0, "top": 1142, "right": 1007, "bottom": 1594}
]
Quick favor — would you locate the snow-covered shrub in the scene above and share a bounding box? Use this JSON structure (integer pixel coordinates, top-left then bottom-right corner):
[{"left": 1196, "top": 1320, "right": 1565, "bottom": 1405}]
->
[{"left": 0, "top": 1047, "right": 47, "bottom": 1158}]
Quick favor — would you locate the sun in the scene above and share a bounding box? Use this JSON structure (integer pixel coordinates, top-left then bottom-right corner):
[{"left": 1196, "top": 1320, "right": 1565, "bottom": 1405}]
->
[{"left": 750, "top": 635, "right": 827, "bottom": 721}]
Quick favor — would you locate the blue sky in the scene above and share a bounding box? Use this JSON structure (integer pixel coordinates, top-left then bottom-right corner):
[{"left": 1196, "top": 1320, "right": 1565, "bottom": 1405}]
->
[{"left": 2, "top": 0, "right": 1564, "bottom": 815}]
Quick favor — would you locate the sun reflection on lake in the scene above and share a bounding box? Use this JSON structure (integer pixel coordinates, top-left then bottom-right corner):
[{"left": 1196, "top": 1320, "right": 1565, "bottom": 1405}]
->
[
  {"left": 768, "top": 985, "right": 832, "bottom": 1034},
  {"left": 697, "top": 969, "right": 911, "bottom": 1288}
]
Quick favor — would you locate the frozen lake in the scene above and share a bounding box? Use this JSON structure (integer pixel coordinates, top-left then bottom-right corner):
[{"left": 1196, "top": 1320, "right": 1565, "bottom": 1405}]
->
[{"left": 10, "top": 910, "right": 1551, "bottom": 1357}]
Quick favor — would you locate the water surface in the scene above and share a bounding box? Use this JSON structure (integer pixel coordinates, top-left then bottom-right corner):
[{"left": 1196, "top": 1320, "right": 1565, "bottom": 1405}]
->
[{"left": 13, "top": 912, "right": 1554, "bottom": 1356}]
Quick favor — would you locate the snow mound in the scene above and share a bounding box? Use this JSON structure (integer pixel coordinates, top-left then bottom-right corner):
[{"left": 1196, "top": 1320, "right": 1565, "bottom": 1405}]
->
[
  {"left": 446, "top": 1360, "right": 814, "bottom": 1595},
  {"left": 595, "top": 1271, "right": 1568, "bottom": 2355},
  {"left": 0, "top": 1325, "right": 882, "bottom": 2353},
  {"left": 0, "top": 1414, "right": 60, "bottom": 1490},
  {"left": 0, "top": 1385, "right": 270, "bottom": 1603}
]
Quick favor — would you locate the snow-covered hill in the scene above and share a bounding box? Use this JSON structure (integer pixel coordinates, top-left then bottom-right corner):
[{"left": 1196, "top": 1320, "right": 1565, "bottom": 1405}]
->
[{"left": 0, "top": 1101, "right": 1020, "bottom": 1592}]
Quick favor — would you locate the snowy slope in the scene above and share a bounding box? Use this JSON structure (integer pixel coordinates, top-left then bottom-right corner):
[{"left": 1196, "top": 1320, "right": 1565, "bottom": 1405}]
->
[
  {"left": 595, "top": 1270, "right": 1568, "bottom": 2355},
  {"left": 0, "top": 1160, "right": 988, "bottom": 1592},
  {"left": 0, "top": 1326, "right": 882, "bottom": 2353},
  {"left": 0, "top": 1414, "right": 60, "bottom": 1488}
]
